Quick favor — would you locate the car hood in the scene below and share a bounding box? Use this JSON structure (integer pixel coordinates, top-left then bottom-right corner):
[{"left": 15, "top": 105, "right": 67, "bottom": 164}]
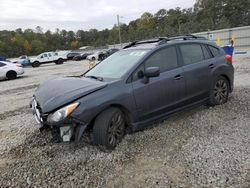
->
[{"left": 34, "top": 77, "right": 108, "bottom": 113}]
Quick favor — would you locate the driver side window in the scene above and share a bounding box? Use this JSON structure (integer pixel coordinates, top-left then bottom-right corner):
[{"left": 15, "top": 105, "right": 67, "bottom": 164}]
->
[
  {"left": 131, "top": 46, "right": 179, "bottom": 82},
  {"left": 145, "top": 46, "right": 178, "bottom": 73}
]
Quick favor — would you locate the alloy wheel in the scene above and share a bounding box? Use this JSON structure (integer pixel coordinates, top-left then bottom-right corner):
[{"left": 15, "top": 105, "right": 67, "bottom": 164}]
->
[
  {"left": 213, "top": 79, "right": 228, "bottom": 104},
  {"left": 107, "top": 112, "right": 125, "bottom": 147}
]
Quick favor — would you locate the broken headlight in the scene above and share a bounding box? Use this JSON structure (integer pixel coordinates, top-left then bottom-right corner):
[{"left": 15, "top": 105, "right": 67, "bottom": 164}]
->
[{"left": 48, "top": 102, "right": 79, "bottom": 123}]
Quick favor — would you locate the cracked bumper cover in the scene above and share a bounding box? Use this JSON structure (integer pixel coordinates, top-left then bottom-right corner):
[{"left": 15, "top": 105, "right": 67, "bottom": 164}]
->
[{"left": 30, "top": 99, "right": 88, "bottom": 143}]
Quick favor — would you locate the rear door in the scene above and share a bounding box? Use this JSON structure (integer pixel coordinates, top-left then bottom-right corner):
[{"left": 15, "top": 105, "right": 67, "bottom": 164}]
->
[
  {"left": 48, "top": 53, "right": 54, "bottom": 61},
  {"left": 131, "top": 46, "right": 186, "bottom": 121},
  {"left": 178, "top": 43, "right": 214, "bottom": 103}
]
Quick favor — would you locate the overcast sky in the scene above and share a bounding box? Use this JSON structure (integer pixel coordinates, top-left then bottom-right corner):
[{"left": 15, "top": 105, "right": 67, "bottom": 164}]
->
[{"left": 0, "top": 0, "right": 195, "bottom": 32}]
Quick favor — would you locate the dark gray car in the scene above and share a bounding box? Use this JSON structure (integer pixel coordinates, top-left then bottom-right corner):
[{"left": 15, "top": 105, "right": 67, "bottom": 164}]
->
[{"left": 31, "top": 35, "right": 234, "bottom": 150}]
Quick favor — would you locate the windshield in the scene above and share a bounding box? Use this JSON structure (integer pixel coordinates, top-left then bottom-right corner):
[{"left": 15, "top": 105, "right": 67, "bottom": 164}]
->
[{"left": 85, "top": 49, "right": 148, "bottom": 79}]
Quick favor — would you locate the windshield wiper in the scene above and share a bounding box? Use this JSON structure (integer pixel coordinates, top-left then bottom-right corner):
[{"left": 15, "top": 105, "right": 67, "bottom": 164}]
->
[{"left": 85, "top": 75, "right": 103, "bottom": 81}]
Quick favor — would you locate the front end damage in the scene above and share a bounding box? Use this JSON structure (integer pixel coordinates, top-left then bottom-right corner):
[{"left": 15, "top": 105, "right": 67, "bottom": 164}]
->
[{"left": 31, "top": 98, "right": 87, "bottom": 144}]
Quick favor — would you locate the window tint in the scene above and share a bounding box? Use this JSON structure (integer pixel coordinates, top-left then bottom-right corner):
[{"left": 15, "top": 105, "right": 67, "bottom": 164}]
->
[
  {"left": 145, "top": 46, "right": 178, "bottom": 73},
  {"left": 180, "top": 44, "right": 204, "bottom": 65},
  {"left": 0, "top": 62, "right": 6, "bottom": 67},
  {"left": 201, "top": 45, "right": 212, "bottom": 59},
  {"left": 48, "top": 53, "right": 52, "bottom": 57},
  {"left": 208, "top": 46, "right": 220, "bottom": 57},
  {"left": 43, "top": 54, "right": 48, "bottom": 57}
]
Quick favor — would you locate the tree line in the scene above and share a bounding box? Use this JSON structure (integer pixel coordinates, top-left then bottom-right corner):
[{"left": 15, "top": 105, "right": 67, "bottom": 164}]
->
[{"left": 0, "top": 0, "right": 249, "bottom": 58}]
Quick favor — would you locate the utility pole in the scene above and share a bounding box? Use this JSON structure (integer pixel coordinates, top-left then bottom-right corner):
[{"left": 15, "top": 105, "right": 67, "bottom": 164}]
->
[
  {"left": 117, "top": 15, "right": 122, "bottom": 48},
  {"left": 178, "top": 19, "right": 181, "bottom": 35}
]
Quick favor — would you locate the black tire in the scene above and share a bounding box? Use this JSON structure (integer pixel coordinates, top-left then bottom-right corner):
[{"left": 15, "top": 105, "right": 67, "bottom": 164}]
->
[
  {"left": 32, "top": 61, "right": 40, "bottom": 67},
  {"left": 93, "top": 108, "right": 126, "bottom": 150},
  {"left": 92, "top": 57, "right": 96, "bottom": 61},
  {"left": 56, "top": 58, "right": 63, "bottom": 65},
  {"left": 98, "top": 54, "right": 105, "bottom": 61},
  {"left": 208, "top": 76, "right": 230, "bottom": 106},
  {"left": 6, "top": 71, "right": 17, "bottom": 80}
]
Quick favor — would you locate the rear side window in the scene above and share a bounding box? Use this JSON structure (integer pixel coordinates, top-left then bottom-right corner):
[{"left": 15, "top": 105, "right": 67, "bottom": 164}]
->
[
  {"left": 208, "top": 46, "right": 220, "bottom": 57},
  {"left": 179, "top": 44, "right": 204, "bottom": 65},
  {"left": 201, "top": 45, "right": 212, "bottom": 59},
  {"left": 145, "top": 46, "right": 178, "bottom": 73},
  {"left": 0, "top": 62, "right": 6, "bottom": 67}
]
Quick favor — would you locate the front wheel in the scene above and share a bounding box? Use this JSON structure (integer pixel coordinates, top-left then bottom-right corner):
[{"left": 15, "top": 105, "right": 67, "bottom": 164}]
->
[
  {"left": 93, "top": 108, "right": 125, "bottom": 150},
  {"left": 32, "top": 61, "right": 40, "bottom": 67},
  {"left": 208, "top": 76, "right": 230, "bottom": 106}
]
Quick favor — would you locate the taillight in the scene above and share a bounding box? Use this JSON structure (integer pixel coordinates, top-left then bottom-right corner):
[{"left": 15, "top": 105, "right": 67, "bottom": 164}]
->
[{"left": 225, "top": 55, "right": 233, "bottom": 63}]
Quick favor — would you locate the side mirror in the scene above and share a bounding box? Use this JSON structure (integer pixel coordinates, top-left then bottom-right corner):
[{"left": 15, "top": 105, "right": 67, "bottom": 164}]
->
[
  {"left": 143, "top": 67, "right": 160, "bottom": 84},
  {"left": 144, "top": 67, "right": 160, "bottom": 77}
]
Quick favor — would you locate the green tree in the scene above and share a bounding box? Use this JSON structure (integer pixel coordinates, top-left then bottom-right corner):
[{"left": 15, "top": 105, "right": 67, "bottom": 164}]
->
[{"left": 0, "top": 0, "right": 249, "bottom": 58}]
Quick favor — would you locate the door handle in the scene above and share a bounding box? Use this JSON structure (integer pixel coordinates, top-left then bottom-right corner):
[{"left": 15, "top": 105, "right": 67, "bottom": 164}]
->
[
  {"left": 209, "top": 64, "right": 215, "bottom": 69},
  {"left": 174, "top": 75, "right": 183, "bottom": 80}
]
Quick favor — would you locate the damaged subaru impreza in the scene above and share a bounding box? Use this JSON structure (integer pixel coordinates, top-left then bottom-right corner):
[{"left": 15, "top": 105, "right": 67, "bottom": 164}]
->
[{"left": 31, "top": 36, "right": 234, "bottom": 150}]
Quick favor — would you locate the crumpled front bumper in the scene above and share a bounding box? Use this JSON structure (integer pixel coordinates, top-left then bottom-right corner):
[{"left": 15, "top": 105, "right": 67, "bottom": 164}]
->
[
  {"left": 30, "top": 98, "right": 87, "bottom": 143},
  {"left": 30, "top": 97, "right": 45, "bottom": 128}
]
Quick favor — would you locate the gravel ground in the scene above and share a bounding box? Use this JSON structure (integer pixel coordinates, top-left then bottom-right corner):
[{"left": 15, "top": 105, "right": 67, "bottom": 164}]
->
[{"left": 0, "top": 59, "right": 249, "bottom": 188}]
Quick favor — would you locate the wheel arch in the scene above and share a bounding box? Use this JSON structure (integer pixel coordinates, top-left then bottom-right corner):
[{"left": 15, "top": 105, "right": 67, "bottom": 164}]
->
[
  {"left": 87, "top": 104, "right": 132, "bottom": 131},
  {"left": 220, "top": 74, "right": 232, "bottom": 92}
]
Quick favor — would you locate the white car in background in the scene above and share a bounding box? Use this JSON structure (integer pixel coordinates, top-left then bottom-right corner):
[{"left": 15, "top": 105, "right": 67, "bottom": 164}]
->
[
  {"left": 86, "top": 50, "right": 105, "bottom": 61},
  {"left": 0, "top": 61, "right": 24, "bottom": 80},
  {"left": 30, "top": 52, "right": 67, "bottom": 67}
]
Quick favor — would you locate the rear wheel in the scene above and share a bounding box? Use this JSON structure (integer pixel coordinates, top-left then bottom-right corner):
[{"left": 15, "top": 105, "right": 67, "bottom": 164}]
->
[
  {"left": 208, "top": 76, "right": 230, "bottom": 106},
  {"left": 32, "top": 61, "right": 40, "bottom": 67},
  {"left": 56, "top": 58, "right": 63, "bottom": 65},
  {"left": 93, "top": 108, "right": 125, "bottom": 150},
  {"left": 6, "top": 71, "right": 17, "bottom": 80}
]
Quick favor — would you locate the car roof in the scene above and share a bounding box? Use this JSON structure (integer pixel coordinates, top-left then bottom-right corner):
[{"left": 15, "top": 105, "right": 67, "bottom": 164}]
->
[{"left": 122, "top": 35, "right": 218, "bottom": 51}]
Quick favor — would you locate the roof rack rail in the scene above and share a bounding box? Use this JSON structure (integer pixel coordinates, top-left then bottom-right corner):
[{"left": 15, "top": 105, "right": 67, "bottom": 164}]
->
[
  {"left": 170, "top": 34, "right": 207, "bottom": 41},
  {"left": 185, "top": 34, "right": 207, "bottom": 39},
  {"left": 123, "top": 34, "right": 207, "bottom": 49},
  {"left": 123, "top": 38, "right": 169, "bottom": 49}
]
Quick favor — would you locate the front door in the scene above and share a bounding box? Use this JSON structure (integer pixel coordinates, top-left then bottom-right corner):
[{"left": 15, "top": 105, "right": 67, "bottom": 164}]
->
[{"left": 132, "top": 46, "right": 186, "bottom": 121}]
